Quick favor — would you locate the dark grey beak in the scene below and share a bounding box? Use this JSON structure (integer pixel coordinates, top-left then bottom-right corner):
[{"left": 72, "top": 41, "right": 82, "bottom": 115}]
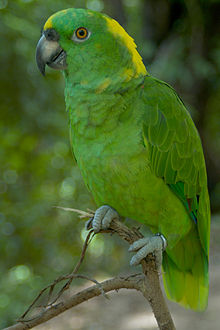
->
[{"left": 36, "top": 34, "right": 67, "bottom": 76}]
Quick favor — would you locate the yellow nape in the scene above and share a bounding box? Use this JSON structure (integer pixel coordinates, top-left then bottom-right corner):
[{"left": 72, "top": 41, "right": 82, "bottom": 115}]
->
[
  {"left": 123, "top": 68, "right": 135, "bottom": 82},
  {"left": 104, "top": 16, "right": 147, "bottom": 78}
]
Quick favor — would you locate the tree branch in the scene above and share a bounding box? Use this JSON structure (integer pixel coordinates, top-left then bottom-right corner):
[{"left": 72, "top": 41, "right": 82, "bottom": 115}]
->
[
  {"left": 107, "top": 218, "right": 175, "bottom": 330},
  {"left": 4, "top": 274, "right": 144, "bottom": 330},
  {"left": 4, "top": 210, "right": 175, "bottom": 330}
]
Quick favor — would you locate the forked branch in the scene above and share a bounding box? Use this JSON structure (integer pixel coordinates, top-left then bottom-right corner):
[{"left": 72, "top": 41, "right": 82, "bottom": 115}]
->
[{"left": 4, "top": 209, "right": 175, "bottom": 330}]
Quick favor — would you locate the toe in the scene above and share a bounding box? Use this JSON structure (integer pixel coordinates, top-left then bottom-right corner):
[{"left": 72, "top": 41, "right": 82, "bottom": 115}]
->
[
  {"left": 130, "top": 242, "right": 157, "bottom": 266},
  {"left": 92, "top": 205, "right": 119, "bottom": 233},
  {"left": 102, "top": 207, "right": 119, "bottom": 229},
  {"left": 154, "top": 249, "right": 163, "bottom": 269},
  {"left": 129, "top": 234, "right": 167, "bottom": 267},
  {"left": 128, "top": 237, "right": 151, "bottom": 252},
  {"left": 92, "top": 205, "right": 109, "bottom": 232}
]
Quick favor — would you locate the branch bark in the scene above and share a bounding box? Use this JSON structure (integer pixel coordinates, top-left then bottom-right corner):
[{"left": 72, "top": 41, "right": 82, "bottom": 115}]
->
[
  {"left": 4, "top": 216, "right": 175, "bottom": 330},
  {"left": 4, "top": 275, "right": 144, "bottom": 330}
]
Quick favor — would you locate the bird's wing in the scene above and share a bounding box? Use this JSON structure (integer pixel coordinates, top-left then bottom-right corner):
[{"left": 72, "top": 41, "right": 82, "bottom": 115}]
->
[{"left": 142, "top": 76, "right": 210, "bottom": 256}]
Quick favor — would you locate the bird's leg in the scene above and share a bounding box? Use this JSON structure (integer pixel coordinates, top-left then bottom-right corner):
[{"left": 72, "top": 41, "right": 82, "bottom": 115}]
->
[
  {"left": 86, "top": 205, "right": 119, "bottom": 233},
  {"left": 129, "top": 234, "right": 167, "bottom": 269}
]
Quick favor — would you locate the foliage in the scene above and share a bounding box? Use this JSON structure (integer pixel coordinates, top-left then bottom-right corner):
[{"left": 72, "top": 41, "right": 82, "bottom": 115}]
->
[{"left": 0, "top": 0, "right": 219, "bottom": 327}]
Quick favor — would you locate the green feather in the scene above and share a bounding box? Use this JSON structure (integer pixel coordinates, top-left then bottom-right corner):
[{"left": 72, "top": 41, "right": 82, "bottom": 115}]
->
[{"left": 42, "top": 8, "right": 210, "bottom": 311}]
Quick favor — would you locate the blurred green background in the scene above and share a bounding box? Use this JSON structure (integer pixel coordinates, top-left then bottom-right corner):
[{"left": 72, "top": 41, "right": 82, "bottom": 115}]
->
[{"left": 0, "top": 0, "right": 219, "bottom": 327}]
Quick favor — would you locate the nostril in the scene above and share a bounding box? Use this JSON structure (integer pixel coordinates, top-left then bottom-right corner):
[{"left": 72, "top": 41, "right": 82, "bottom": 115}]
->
[{"left": 44, "top": 28, "right": 60, "bottom": 41}]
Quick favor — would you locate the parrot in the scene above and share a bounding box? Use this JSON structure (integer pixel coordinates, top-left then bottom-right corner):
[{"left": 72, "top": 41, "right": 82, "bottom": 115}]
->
[{"left": 36, "top": 8, "right": 210, "bottom": 311}]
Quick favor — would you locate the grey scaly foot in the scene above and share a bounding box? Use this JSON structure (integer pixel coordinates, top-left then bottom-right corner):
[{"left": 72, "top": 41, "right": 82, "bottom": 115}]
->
[
  {"left": 86, "top": 205, "right": 119, "bottom": 233},
  {"left": 129, "top": 233, "right": 167, "bottom": 269}
]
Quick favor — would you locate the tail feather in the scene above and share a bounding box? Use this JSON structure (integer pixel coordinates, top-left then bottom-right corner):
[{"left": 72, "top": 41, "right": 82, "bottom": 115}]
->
[{"left": 162, "top": 226, "right": 209, "bottom": 311}]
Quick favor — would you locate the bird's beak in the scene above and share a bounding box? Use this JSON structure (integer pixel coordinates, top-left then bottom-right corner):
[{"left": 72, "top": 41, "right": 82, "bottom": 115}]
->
[{"left": 36, "top": 34, "right": 67, "bottom": 76}]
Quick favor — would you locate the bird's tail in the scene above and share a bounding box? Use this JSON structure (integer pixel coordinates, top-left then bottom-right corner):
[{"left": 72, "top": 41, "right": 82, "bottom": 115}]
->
[{"left": 162, "top": 226, "right": 209, "bottom": 311}]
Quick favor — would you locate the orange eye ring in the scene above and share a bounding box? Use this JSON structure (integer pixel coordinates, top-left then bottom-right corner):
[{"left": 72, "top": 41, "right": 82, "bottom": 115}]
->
[{"left": 75, "top": 27, "right": 88, "bottom": 39}]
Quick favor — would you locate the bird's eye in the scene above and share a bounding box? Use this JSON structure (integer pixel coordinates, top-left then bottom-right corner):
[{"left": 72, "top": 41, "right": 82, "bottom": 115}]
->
[
  {"left": 72, "top": 27, "right": 91, "bottom": 43},
  {"left": 75, "top": 27, "right": 88, "bottom": 39}
]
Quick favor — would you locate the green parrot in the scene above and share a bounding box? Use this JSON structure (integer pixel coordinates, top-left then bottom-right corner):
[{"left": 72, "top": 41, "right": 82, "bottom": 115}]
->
[{"left": 36, "top": 8, "right": 210, "bottom": 311}]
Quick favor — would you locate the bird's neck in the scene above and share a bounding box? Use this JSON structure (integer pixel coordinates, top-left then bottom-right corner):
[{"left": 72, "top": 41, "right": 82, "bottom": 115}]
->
[
  {"left": 63, "top": 63, "right": 147, "bottom": 93},
  {"left": 64, "top": 71, "right": 146, "bottom": 137}
]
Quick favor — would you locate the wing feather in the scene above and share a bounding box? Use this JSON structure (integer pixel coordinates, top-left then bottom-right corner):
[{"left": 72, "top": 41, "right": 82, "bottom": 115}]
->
[{"left": 142, "top": 76, "right": 210, "bottom": 256}]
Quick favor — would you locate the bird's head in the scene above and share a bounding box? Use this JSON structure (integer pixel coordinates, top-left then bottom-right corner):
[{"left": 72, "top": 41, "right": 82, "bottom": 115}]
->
[{"left": 36, "top": 8, "right": 147, "bottom": 87}]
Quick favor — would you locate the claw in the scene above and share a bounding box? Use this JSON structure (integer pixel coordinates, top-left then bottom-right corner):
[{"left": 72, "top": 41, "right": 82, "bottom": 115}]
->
[
  {"left": 155, "top": 233, "right": 167, "bottom": 250},
  {"left": 86, "top": 205, "right": 119, "bottom": 233},
  {"left": 129, "top": 233, "right": 167, "bottom": 268},
  {"left": 85, "top": 217, "right": 93, "bottom": 230}
]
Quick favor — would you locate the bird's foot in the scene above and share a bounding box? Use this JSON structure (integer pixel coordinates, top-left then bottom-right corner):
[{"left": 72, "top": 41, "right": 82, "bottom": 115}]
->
[
  {"left": 86, "top": 205, "right": 119, "bottom": 233},
  {"left": 129, "top": 233, "right": 167, "bottom": 269}
]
